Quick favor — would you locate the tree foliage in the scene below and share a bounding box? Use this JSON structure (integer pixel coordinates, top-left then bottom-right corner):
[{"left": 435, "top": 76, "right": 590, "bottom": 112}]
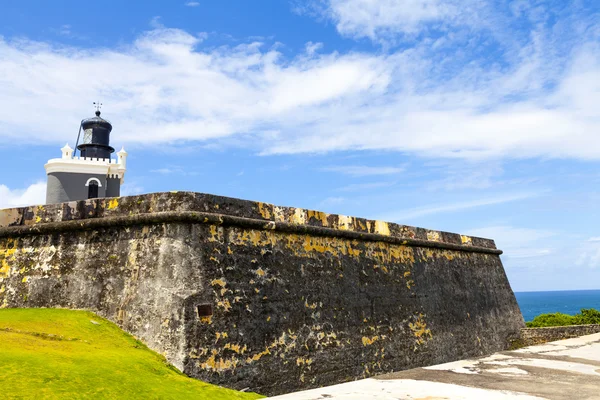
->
[{"left": 526, "top": 308, "right": 600, "bottom": 327}]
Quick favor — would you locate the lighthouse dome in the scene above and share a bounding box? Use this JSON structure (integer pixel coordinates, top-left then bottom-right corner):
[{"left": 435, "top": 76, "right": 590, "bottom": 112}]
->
[{"left": 77, "top": 110, "right": 115, "bottom": 159}]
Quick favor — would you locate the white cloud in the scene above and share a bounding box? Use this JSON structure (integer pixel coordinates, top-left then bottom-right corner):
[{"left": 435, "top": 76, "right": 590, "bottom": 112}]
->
[
  {"left": 574, "top": 239, "right": 600, "bottom": 269},
  {"left": 305, "top": 41, "right": 323, "bottom": 56},
  {"left": 0, "top": 9, "right": 599, "bottom": 162},
  {"left": 185, "top": 1, "right": 200, "bottom": 6},
  {"left": 464, "top": 225, "right": 556, "bottom": 258},
  {"left": 322, "top": 165, "right": 403, "bottom": 176},
  {"left": 323, "top": 0, "right": 464, "bottom": 40},
  {"left": 0, "top": 28, "right": 389, "bottom": 149},
  {"left": 318, "top": 196, "right": 345, "bottom": 208},
  {"left": 120, "top": 182, "right": 145, "bottom": 197},
  {"left": 0, "top": 182, "right": 47, "bottom": 209},
  {"left": 379, "top": 192, "right": 537, "bottom": 221},
  {"left": 588, "top": 237, "right": 600, "bottom": 242},
  {"left": 150, "top": 166, "right": 199, "bottom": 176}
]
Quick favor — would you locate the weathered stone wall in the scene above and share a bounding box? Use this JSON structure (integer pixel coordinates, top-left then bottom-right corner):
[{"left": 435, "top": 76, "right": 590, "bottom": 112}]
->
[
  {"left": 518, "top": 325, "right": 600, "bottom": 347},
  {"left": 0, "top": 192, "right": 524, "bottom": 396}
]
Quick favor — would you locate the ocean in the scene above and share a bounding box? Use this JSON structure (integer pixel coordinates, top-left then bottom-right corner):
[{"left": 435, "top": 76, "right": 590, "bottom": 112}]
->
[{"left": 515, "top": 290, "right": 600, "bottom": 322}]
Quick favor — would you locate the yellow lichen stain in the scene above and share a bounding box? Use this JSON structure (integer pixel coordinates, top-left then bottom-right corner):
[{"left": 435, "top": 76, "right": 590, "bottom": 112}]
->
[
  {"left": 426, "top": 230, "right": 441, "bottom": 242},
  {"left": 200, "top": 316, "right": 212, "bottom": 324},
  {"left": 345, "top": 240, "right": 362, "bottom": 257},
  {"left": 227, "top": 246, "right": 233, "bottom": 255},
  {"left": 302, "top": 236, "right": 328, "bottom": 254},
  {"left": 461, "top": 235, "right": 473, "bottom": 245},
  {"left": 296, "top": 357, "right": 313, "bottom": 366},
  {"left": 306, "top": 210, "right": 329, "bottom": 227},
  {"left": 246, "top": 348, "right": 271, "bottom": 363},
  {"left": 232, "top": 230, "right": 274, "bottom": 247},
  {"left": 357, "top": 220, "right": 368, "bottom": 231},
  {"left": 254, "top": 268, "right": 266, "bottom": 277},
  {"left": 288, "top": 208, "right": 306, "bottom": 225},
  {"left": 21, "top": 276, "right": 29, "bottom": 283},
  {"left": 374, "top": 220, "right": 391, "bottom": 236},
  {"left": 388, "top": 244, "right": 415, "bottom": 264},
  {"left": 362, "top": 336, "right": 379, "bottom": 346},
  {"left": 443, "top": 251, "right": 455, "bottom": 261},
  {"left": 272, "top": 206, "right": 286, "bottom": 222},
  {"left": 337, "top": 215, "right": 353, "bottom": 231},
  {"left": 107, "top": 199, "right": 119, "bottom": 210},
  {"left": 211, "top": 278, "right": 226, "bottom": 288},
  {"left": 267, "top": 316, "right": 271, "bottom": 322},
  {"left": 216, "top": 299, "right": 232, "bottom": 312},
  {"left": 209, "top": 256, "right": 219, "bottom": 264},
  {"left": 0, "top": 242, "right": 17, "bottom": 278},
  {"left": 224, "top": 343, "right": 247, "bottom": 354},
  {"left": 208, "top": 225, "right": 224, "bottom": 243},
  {"left": 200, "top": 350, "right": 239, "bottom": 372},
  {"left": 257, "top": 202, "right": 273, "bottom": 220},
  {"left": 215, "top": 332, "right": 229, "bottom": 342},
  {"left": 421, "top": 248, "right": 457, "bottom": 262},
  {"left": 35, "top": 216, "right": 42, "bottom": 223},
  {"left": 421, "top": 248, "right": 435, "bottom": 260},
  {"left": 304, "top": 300, "right": 318, "bottom": 310},
  {"left": 409, "top": 314, "right": 433, "bottom": 345},
  {"left": 406, "top": 279, "right": 415, "bottom": 290}
]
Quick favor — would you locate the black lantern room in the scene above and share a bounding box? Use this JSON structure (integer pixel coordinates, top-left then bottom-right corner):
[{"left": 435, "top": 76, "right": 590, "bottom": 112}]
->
[{"left": 77, "top": 110, "right": 115, "bottom": 159}]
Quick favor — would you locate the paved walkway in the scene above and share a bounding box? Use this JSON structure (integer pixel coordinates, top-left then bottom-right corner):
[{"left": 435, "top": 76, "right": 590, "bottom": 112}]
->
[{"left": 269, "top": 333, "right": 600, "bottom": 400}]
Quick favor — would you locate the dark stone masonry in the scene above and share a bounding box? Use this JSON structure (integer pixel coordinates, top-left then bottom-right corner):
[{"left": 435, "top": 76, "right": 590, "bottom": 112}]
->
[
  {"left": 518, "top": 325, "right": 600, "bottom": 347},
  {"left": 0, "top": 192, "right": 524, "bottom": 396}
]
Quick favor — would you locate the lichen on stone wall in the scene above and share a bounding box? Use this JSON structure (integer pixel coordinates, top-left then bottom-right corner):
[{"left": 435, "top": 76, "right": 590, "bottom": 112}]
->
[{"left": 0, "top": 192, "right": 520, "bottom": 396}]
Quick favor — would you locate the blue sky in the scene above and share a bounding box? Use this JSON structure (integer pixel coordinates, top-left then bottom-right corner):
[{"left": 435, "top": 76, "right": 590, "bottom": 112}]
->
[{"left": 1, "top": 0, "right": 599, "bottom": 292}]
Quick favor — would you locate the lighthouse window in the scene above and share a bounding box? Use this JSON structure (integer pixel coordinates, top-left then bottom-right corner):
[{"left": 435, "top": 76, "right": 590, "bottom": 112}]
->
[
  {"left": 83, "top": 128, "right": 93, "bottom": 144},
  {"left": 88, "top": 181, "right": 99, "bottom": 199}
]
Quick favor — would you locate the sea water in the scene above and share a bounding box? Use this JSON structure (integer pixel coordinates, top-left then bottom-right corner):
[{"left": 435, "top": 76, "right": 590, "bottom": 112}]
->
[{"left": 515, "top": 290, "right": 600, "bottom": 322}]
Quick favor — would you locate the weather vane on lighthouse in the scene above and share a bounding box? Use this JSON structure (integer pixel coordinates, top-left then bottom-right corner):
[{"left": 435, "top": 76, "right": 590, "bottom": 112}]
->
[{"left": 93, "top": 101, "right": 102, "bottom": 113}]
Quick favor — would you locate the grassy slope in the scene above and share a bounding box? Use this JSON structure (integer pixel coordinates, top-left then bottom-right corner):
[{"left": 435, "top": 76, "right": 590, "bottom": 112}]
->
[{"left": 0, "top": 308, "right": 263, "bottom": 400}]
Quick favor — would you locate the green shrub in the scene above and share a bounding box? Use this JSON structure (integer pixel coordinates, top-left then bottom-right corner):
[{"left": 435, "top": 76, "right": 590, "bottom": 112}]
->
[
  {"left": 574, "top": 308, "right": 600, "bottom": 325},
  {"left": 526, "top": 308, "right": 600, "bottom": 327}
]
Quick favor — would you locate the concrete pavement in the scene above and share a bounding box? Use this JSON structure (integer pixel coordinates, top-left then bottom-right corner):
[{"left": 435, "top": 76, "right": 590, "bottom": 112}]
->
[{"left": 269, "top": 333, "right": 600, "bottom": 400}]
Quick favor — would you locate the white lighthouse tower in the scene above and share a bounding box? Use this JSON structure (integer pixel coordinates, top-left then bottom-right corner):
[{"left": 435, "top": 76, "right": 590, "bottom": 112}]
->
[{"left": 44, "top": 107, "right": 127, "bottom": 204}]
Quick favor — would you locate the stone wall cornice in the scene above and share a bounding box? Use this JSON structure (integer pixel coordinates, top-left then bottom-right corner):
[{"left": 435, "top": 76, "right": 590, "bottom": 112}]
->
[
  {"left": 0, "top": 210, "right": 502, "bottom": 255},
  {"left": 0, "top": 191, "right": 500, "bottom": 254}
]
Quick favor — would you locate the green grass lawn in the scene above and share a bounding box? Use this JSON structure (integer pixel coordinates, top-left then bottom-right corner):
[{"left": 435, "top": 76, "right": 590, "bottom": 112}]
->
[{"left": 0, "top": 308, "right": 264, "bottom": 400}]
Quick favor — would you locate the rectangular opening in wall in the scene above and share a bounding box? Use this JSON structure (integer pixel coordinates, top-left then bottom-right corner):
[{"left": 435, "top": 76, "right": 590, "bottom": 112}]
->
[{"left": 197, "top": 304, "right": 213, "bottom": 318}]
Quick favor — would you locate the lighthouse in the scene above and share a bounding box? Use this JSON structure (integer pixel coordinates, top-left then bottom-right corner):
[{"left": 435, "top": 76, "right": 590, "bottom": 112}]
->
[{"left": 44, "top": 108, "right": 127, "bottom": 204}]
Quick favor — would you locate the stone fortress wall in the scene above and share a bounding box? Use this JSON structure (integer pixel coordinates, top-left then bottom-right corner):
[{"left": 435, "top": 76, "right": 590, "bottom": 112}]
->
[{"left": 0, "top": 192, "right": 524, "bottom": 396}]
